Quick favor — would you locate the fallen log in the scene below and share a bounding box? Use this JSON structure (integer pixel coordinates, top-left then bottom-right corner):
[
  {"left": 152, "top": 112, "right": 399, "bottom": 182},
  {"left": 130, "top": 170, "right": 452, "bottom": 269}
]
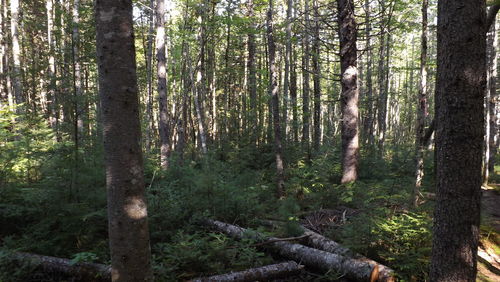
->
[
  {"left": 190, "top": 261, "right": 304, "bottom": 282},
  {"left": 8, "top": 252, "right": 110, "bottom": 281},
  {"left": 298, "top": 226, "right": 395, "bottom": 282},
  {"left": 203, "top": 219, "right": 378, "bottom": 282},
  {"left": 260, "top": 219, "right": 395, "bottom": 281}
]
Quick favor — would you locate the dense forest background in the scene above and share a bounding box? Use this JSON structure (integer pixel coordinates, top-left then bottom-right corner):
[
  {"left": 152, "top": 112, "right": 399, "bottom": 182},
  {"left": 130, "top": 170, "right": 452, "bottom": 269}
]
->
[{"left": 0, "top": 0, "right": 499, "bottom": 280}]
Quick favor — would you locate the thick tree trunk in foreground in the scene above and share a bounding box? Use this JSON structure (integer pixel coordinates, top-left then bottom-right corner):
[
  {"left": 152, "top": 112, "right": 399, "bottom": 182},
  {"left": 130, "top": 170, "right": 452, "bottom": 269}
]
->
[
  {"left": 413, "top": 0, "right": 428, "bottom": 207},
  {"left": 429, "top": 0, "right": 486, "bottom": 281},
  {"left": 190, "top": 261, "right": 303, "bottom": 282},
  {"left": 338, "top": 0, "right": 359, "bottom": 184},
  {"left": 95, "top": 0, "right": 153, "bottom": 280},
  {"left": 10, "top": 0, "right": 22, "bottom": 105},
  {"left": 157, "top": 0, "right": 170, "bottom": 170},
  {"left": 11, "top": 252, "right": 110, "bottom": 281},
  {"left": 267, "top": 0, "right": 285, "bottom": 197},
  {"left": 204, "top": 219, "right": 377, "bottom": 282}
]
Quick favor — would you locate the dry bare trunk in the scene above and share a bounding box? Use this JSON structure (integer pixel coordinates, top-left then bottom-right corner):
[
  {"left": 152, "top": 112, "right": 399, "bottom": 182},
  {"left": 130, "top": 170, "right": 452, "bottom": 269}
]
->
[
  {"left": 204, "top": 219, "right": 378, "bottom": 282},
  {"left": 190, "top": 261, "right": 303, "bottom": 282},
  {"left": 10, "top": 252, "right": 110, "bottom": 281}
]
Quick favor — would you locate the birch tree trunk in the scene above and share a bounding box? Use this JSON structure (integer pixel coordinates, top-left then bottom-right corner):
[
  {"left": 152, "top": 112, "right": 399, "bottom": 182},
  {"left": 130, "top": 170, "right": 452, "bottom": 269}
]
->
[{"left": 95, "top": 0, "right": 153, "bottom": 280}]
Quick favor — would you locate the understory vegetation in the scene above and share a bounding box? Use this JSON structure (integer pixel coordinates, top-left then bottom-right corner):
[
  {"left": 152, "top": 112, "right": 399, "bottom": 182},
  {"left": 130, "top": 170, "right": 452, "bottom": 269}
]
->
[{"left": 0, "top": 111, "right": 456, "bottom": 281}]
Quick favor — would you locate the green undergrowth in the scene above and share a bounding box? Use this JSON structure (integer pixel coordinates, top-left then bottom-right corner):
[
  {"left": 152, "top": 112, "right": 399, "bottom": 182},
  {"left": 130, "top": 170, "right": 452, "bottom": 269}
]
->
[{"left": 1, "top": 125, "right": 443, "bottom": 281}]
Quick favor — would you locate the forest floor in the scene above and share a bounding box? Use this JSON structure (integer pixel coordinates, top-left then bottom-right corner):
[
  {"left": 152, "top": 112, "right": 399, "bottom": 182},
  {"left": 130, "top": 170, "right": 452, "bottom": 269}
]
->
[{"left": 478, "top": 185, "right": 500, "bottom": 282}]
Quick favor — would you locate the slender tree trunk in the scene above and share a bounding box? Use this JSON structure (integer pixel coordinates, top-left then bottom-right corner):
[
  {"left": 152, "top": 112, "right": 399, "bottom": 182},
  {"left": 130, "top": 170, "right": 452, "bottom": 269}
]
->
[
  {"left": 95, "top": 0, "right": 153, "bottom": 280},
  {"left": 267, "top": 0, "right": 285, "bottom": 197},
  {"left": 247, "top": 0, "right": 257, "bottom": 145},
  {"left": 290, "top": 2, "right": 299, "bottom": 144},
  {"left": 157, "top": 0, "right": 170, "bottom": 170},
  {"left": 487, "top": 21, "right": 498, "bottom": 174},
  {"left": 144, "top": 0, "right": 155, "bottom": 152},
  {"left": 10, "top": 0, "right": 22, "bottom": 105},
  {"left": 195, "top": 5, "right": 208, "bottom": 154},
  {"left": 413, "top": 0, "right": 428, "bottom": 207},
  {"left": 338, "top": 0, "right": 359, "bottom": 184},
  {"left": 363, "top": 0, "right": 374, "bottom": 145},
  {"left": 429, "top": 0, "right": 486, "bottom": 280},
  {"left": 46, "top": 0, "right": 57, "bottom": 129},
  {"left": 312, "top": 0, "right": 321, "bottom": 152},
  {"left": 283, "top": 0, "right": 292, "bottom": 141},
  {"left": 302, "top": 0, "right": 310, "bottom": 151}
]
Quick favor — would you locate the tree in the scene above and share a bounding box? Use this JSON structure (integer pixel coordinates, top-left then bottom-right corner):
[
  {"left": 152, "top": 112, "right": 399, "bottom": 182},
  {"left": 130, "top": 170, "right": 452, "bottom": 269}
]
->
[
  {"left": 267, "top": 0, "right": 285, "bottom": 197},
  {"left": 10, "top": 0, "right": 22, "bottom": 105},
  {"left": 429, "top": 0, "right": 486, "bottom": 280},
  {"left": 95, "top": 0, "right": 153, "bottom": 280},
  {"left": 413, "top": 0, "right": 428, "bottom": 207},
  {"left": 157, "top": 0, "right": 171, "bottom": 170},
  {"left": 338, "top": 0, "right": 359, "bottom": 184}
]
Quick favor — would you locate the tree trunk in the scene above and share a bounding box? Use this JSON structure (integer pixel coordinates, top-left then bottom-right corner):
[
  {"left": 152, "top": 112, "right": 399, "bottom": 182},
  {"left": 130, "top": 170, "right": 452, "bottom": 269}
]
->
[
  {"left": 267, "top": 0, "right": 285, "bottom": 197},
  {"left": 204, "top": 219, "right": 378, "bottom": 282},
  {"left": 363, "top": 0, "right": 374, "bottom": 146},
  {"left": 485, "top": 17, "right": 498, "bottom": 181},
  {"left": 338, "top": 0, "right": 359, "bottom": 184},
  {"left": 157, "top": 0, "right": 170, "bottom": 170},
  {"left": 10, "top": 252, "right": 110, "bottom": 281},
  {"left": 46, "top": 0, "right": 57, "bottom": 130},
  {"left": 145, "top": 0, "right": 155, "bottom": 152},
  {"left": 10, "top": 0, "right": 22, "bottom": 105},
  {"left": 413, "top": 0, "right": 428, "bottom": 207},
  {"left": 247, "top": 0, "right": 258, "bottom": 145},
  {"left": 302, "top": 0, "right": 311, "bottom": 152},
  {"left": 95, "top": 0, "right": 153, "bottom": 280},
  {"left": 312, "top": 0, "right": 321, "bottom": 153},
  {"left": 429, "top": 0, "right": 486, "bottom": 280},
  {"left": 190, "top": 261, "right": 304, "bottom": 282},
  {"left": 283, "top": 0, "right": 292, "bottom": 141}
]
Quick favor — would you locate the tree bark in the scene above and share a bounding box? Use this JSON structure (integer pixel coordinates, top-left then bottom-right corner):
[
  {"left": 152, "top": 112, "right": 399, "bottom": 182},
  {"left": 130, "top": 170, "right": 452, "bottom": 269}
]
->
[
  {"left": 10, "top": 0, "right": 22, "bottom": 105},
  {"left": 413, "top": 0, "right": 428, "bottom": 207},
  {"left": 195, "top": 4, "right": 208, "bottom": 154},
  {"left": 267, "top": 0, "right": 285, "bottom": 197},
  {"left": 190, "top": 261, "right": 304, "bottom": 282},
  {"left": 312, "top": 0, "right": 321, "bottom": 153},
  {"left": 247, "top": 0, "right": 258, "bottom": 145},
  {"left": 302, "top": 0, "right": 311, "bottom": 151},
  {"left": 10, "top": 252, "right": 110, "bottom": 281},
  {"left": 95, "top": 0, "right": 153, "bottom": 280},
  {"left": 338, "top": 0, "right": 359, "bottom": 184},
  {"left": 157, "top": 0, "right": 170, "bottom": 170},
  {"left": 363, "top": 0, "right": 374, "bottom": 146},
  {"left": 487, "top": 20, "right": 498, "bottom": 174},
  {"left": 145, "top": 0, "right": 155, "bottom": 152},
  {"left": 429, "top": 0, "right": 486, "bottom": 280},
  {"left": 204, "top": 219, "right": 378, "bottom": 282}
]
